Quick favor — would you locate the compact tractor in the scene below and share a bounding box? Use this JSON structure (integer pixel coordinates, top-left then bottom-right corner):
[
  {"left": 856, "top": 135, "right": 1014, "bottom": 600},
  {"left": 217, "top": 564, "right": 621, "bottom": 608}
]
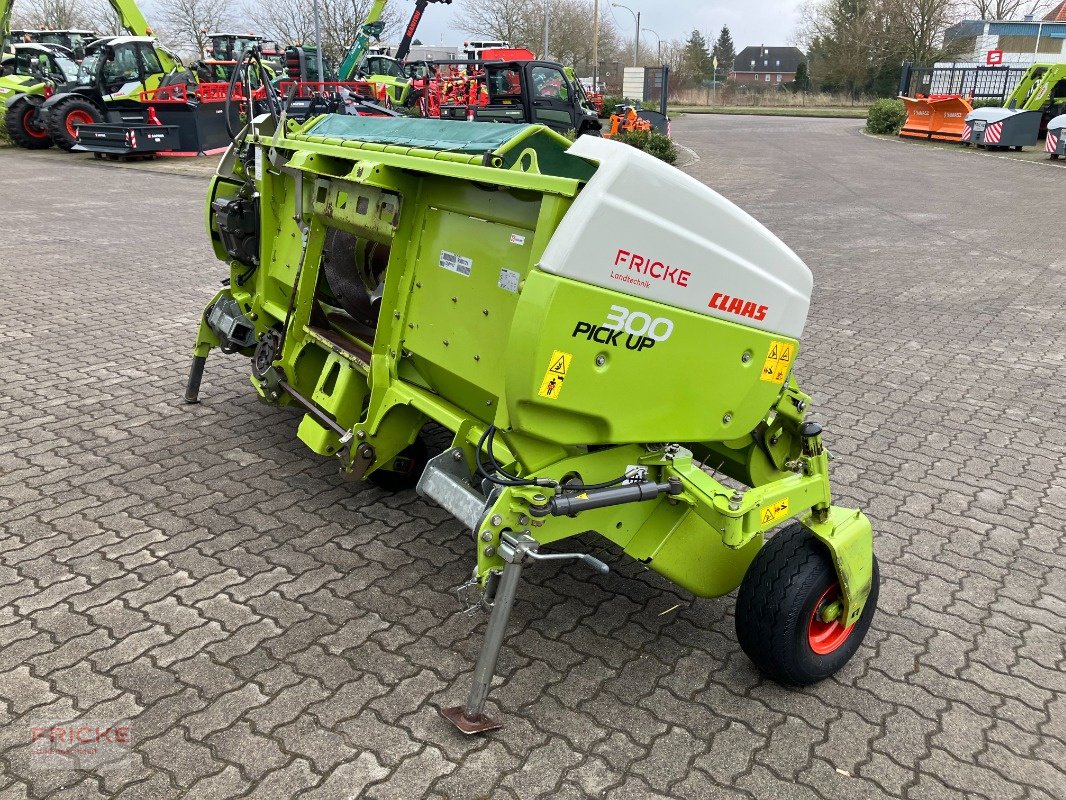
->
[
  {"left": 195, "top": 33, "right": 282, "bottom": 82},
  {"left": 1, "top": 0, "right": 95, "bottom": 61},
  {"left": 185, "top": 110, "right": 879, "bottom": 733},
  {"left": 0, "top": 42, "right": 77, "bottom": 147},
  {"left": 3, "top": 0, "right": 194, "bottom": 151}
]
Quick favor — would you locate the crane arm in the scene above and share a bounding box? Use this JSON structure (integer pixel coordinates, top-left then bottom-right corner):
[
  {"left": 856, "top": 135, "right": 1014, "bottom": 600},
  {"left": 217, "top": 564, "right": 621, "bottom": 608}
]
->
[
  {"left": 394, "top": 0, "right": 451, "bottom": 63},
  {"left": 337, "top": 0, "right": 389, "bottom": 80},
  {"left": 1, "top": 0, "right": 13, "bottom": 39},
  {"left": 108, "top": 0, "right": 154, "bottom": 38},
  {"left": 1002, "top": 64, "right": 1066, "bottom": 112}
]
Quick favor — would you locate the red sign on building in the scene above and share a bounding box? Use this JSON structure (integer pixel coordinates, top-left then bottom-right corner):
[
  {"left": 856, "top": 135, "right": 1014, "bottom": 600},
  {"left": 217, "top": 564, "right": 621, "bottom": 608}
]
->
[{"left": 987, "top": 50, "right": 1004, "bottom": 66}]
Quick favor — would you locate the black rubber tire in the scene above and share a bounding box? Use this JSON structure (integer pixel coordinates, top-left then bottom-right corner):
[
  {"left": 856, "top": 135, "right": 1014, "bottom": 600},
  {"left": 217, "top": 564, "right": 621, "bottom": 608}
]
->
[
  {"left": 366, "top": 436, "right": 429, "bottom": 492},
  {"left": 4, "top": 98, "right": 53, "bottom": 149},
  {"left": 735, "top": 522, "right": 879, "bottom": 685},
  {"left": 47, "top": 96, "right": 103, "bottom": 151}
]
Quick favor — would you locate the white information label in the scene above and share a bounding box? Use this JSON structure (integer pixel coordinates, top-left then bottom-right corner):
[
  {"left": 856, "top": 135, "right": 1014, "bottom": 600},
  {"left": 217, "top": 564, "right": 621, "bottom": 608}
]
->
[
  {"left": 253, "top": 145, "right": 263, "bottom": 180},
  {"left": 439, "top": 250, "right": 473, "bottom": 277},
  {"left": 510, "top": 233, "right": 526, "bottom": 245},
  {"left": 498, "top": 268, "right": 520, "bottom": 293}
]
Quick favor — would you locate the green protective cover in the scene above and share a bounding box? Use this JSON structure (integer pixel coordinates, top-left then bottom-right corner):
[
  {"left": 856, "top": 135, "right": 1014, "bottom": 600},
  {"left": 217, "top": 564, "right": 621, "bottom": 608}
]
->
[
  {"left": 0, "top": 73, "right": 46, "bottom": 98},
  {"left": 505, "top": 271, "right": 797, "bottom": 445},
  {"left": 304, "top": 115, "right": 538, "bottom": 153}
]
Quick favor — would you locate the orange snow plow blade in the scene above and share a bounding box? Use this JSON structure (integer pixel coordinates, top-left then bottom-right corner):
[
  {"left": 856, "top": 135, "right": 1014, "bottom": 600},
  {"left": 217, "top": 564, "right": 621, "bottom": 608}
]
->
[
  {"left": 900, "top": 97, "right": 935, "bottom": 139},
  {"left": 929, "top": 96, "right": 972, "bottom": 141},
  {"left": 900, "top": 96, "right": 973, "bottom": 141}
]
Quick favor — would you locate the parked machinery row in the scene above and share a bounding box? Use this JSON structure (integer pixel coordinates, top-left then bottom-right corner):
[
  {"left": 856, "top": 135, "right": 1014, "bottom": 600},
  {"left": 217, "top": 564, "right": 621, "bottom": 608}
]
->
[{"left": 898, "top": 61, "right": 1066, "bottom": 159}]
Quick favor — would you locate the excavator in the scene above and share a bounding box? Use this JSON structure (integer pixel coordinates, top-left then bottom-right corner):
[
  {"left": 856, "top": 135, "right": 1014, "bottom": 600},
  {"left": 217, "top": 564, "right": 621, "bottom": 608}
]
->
[{"left": 11, "top": 0, "right": 192, "bottom": 150}]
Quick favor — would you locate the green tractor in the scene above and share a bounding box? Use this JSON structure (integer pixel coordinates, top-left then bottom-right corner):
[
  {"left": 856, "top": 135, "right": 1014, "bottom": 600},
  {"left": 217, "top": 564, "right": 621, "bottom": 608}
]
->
[
  {"left": 0, "top": 43, "right": 79, "bottom": 148},
  {"left": 33, "top": 35, "right": 192, "bottom": 150}
]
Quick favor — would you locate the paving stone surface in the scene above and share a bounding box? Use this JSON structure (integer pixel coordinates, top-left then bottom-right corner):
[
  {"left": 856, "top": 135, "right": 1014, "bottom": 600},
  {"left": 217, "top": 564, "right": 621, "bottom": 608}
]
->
[{"left": 0, "top": 117, "right": 1064, "bottom": 799}]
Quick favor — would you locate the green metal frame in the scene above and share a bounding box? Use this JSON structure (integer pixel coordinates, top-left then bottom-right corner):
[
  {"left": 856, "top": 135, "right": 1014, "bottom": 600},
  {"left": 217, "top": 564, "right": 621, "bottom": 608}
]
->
[{"left": 192, "top": 113, "right": 874, "bottom": 627}]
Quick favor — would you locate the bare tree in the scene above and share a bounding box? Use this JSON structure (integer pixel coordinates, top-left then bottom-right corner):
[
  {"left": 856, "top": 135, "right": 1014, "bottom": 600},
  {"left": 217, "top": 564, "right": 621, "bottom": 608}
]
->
[
  {"left": 157, "top": 0, "right": 238, "bottom": 57},
  {"left": 245, "top": 0, "right": 399, "bottom": 65},
  {"left": 12, "top": 0, "right": 93, "bottom": 29},
  {"left": 457, "top": 0, "right": 622, "bottom": 70},
  {"left": 82, "top": 0, "right": 126, "bottom": 35},
  {"left": 962, "top": 0, "right": 1057, "bottom": 18},
  {"left": 885, "top": 0, "right": 961, "bottom": 63}
]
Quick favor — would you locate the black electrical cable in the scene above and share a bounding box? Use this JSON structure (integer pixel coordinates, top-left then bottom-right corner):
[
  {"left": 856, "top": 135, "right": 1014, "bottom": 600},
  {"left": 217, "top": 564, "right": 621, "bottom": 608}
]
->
[
  {"left": 475, "top": 425, "right": 541, "bottom": 487},
  {"left": 223, "top": 49, "right": 246, "bottom": 142}
]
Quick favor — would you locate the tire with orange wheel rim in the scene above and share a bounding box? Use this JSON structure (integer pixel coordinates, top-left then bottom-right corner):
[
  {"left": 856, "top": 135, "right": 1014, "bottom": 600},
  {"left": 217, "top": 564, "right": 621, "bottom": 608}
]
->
[
  {"left": 735, "top": 523, "right": 879, "bottom": 685},
  {"left": 4, "top": 98, "right": 53, "bottom": 149},
  {"left": 46, "top": 96, "right": 103, "bottom": 151}
]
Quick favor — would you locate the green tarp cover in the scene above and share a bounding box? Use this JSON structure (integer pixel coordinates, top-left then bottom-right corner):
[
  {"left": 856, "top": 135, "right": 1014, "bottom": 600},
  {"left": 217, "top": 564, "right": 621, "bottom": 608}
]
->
[{"left": 303, "top": 116, "right": 535, "bottom": 153}]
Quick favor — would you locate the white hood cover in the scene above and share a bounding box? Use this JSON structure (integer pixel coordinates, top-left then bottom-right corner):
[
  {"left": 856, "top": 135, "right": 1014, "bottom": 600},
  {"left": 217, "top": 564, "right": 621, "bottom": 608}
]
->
[{"left": 539, "top": 135, "right": 813, "bottom": 339}]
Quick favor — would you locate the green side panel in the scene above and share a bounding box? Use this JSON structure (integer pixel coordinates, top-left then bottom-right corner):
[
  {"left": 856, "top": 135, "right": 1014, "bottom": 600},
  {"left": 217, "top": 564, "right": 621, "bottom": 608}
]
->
[
  {"left": 0, "top": 74, "right": 44, "bottom": 93},
  {"left": 630, "top": 507, "right": 763, "bottom": 599},
  {"left": 400, "top": 184, "right": 542, "bottom": 411},
  {"left": 504, "top": 271, "right": 798, "bottom": 445}
]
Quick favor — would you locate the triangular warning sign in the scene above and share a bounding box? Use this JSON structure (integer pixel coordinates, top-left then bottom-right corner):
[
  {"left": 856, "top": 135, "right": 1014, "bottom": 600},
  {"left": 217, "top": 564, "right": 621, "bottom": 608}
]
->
[
  {"left": 550, "top": 356, "right": 567, "bottom": 374},
  {"left": 768, "top": 344, "right": 779, "bottom": 360},
  {"left": 760, "top": 507, "right": 774, "bottom": 525}
]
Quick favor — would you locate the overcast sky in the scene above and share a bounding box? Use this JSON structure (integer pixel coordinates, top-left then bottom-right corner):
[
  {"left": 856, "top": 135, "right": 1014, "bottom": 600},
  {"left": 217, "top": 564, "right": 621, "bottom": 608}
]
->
[{"left": 407, "top": 0, "right": 802, "bottom": 54}]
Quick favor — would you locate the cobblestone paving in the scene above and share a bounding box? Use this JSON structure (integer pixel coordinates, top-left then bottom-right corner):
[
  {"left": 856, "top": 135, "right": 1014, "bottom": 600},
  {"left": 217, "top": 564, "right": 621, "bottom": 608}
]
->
[{"left": 0, "top": 118, "right": 1063, "bottom": 800}]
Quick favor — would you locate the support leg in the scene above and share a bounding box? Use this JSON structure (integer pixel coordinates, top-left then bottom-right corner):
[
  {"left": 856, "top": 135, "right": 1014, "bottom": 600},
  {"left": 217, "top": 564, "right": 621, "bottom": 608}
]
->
[
  {"left": 440, "top": 559, "right": 524, "bottom": 734},
  {"left": 184, "top": 355, "right": 207, "bottom": 404}
]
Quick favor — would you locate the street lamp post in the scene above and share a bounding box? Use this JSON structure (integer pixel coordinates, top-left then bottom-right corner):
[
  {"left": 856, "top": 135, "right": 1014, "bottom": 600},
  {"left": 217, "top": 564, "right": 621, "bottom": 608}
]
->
[
  {"left": 312, "top": 0, "right": 325, "bottom": 89},
  {"left": 543, "top": 0, "right": 549, "bottom": 60},
  {"left": 612, "top": 3, "right": 640, "bottom": 67},
  {"left": 643, "top": 27, "right": 661, "bottom": 66}
]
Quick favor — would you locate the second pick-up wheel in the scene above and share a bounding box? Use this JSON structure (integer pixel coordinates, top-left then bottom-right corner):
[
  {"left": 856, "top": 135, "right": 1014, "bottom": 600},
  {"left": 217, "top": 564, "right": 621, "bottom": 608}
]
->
[
  {"left": 47, "top": 96, "right": 103, "bottom": 151},
  {"left": 735, "top": 523, "right": 879, "bottom": 685}
]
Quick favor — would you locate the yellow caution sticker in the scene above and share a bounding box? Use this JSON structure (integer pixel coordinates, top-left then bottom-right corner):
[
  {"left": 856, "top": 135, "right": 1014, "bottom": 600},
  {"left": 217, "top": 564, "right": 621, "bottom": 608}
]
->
[
  {"left": 760, "top": 498, "right": 790, "bottom": 527},
  {"left": 537, "top": 350, "right": 572, "bottom": 400},
  {"left": 760, "top": 340, "right": 795, "bottom": 384}
]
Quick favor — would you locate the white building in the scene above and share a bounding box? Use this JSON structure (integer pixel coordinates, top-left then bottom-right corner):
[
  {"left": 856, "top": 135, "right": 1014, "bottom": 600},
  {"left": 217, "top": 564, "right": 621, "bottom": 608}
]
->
[{"left": 943, "top": 4, "right": 1066, "bottom": 67}]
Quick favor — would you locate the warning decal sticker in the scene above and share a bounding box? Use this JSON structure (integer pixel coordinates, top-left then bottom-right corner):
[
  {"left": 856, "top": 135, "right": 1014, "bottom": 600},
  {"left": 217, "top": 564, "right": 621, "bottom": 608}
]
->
[
  {"left": 760, "top": 340, "right": 795, "bottom": 385},
  {"left": 439, "top": 250, "right": 473, "bottom": 277},
  {"left": 537, "top": 350, "right": 572, "bottom": 400},
  {"left": 760, "top": 498, "right": 790, "bottom": 527}
]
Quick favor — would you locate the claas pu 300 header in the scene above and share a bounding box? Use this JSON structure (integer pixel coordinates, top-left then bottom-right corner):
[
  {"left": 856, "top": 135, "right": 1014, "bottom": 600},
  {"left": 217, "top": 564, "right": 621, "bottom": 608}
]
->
[{"left": 186, "top": 111, "right": 879, "bottom": 734}]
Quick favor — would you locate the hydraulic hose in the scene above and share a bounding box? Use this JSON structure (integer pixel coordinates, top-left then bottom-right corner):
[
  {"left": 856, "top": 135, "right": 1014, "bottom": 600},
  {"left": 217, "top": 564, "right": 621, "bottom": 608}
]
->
[{"left": 224, "top": 47, "right": 280, "bottom": 143}]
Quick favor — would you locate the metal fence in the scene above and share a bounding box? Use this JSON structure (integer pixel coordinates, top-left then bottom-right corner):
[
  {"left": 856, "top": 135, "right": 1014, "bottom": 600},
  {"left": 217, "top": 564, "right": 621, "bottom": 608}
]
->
[{"left": 899, "top": 62, "right": 1029, "bottom": 101}]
